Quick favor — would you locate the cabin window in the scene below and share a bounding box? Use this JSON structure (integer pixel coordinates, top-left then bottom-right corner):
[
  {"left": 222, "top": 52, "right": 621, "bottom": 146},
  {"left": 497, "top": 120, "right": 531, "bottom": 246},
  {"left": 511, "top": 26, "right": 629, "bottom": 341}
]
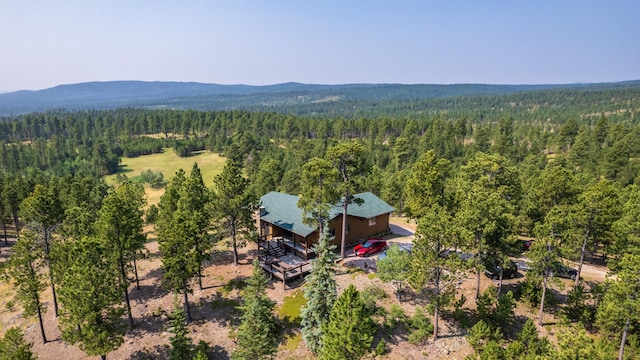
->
[
  {"left": 329, "top": 228, "right": 336, "bottom": 237},
  {"left": 368, "top": 217, "right": 376, "bottom": 226}
]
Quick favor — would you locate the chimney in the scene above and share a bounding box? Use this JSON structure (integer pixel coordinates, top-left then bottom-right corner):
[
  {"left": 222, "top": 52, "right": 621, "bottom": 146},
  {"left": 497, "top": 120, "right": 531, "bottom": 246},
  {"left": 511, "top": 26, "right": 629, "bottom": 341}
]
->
[{"left": 259, "top": 206, "right": 266, "bottom": 216}]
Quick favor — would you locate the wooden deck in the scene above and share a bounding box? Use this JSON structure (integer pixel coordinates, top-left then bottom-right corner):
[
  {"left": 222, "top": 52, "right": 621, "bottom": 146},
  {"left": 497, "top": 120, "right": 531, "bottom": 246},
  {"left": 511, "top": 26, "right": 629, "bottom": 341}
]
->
[{"left": 258, "top": 238, "right": 312, "bottom": 289}]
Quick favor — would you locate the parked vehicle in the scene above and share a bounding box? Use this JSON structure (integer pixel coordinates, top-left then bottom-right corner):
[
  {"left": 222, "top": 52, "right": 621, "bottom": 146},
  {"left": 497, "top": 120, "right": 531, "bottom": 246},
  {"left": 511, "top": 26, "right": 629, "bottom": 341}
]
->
[
  {"left": 522, "top": 240, "right": 533, "bottom": 251},
  {"left": 483, "top": 258, "right": 518, "bottom": 280},
  {"left": 354, "top": 238, "right": 387, "bottom": 257},
  {"left": 550, "top": 262, "right": 578, "bottom": 280},
  {"left": 439, "top": 249, "right": 475, "bottom": 262},
  {"left": 377, "top": 243, "right": 411, "bottom": 261}
]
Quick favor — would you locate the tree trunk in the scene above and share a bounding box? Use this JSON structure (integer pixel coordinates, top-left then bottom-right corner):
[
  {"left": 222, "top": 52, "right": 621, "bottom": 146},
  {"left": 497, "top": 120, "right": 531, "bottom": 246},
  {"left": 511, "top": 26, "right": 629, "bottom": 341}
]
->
[
  {"left": 475, "top": 233, "right": 482, "bottom": 300},
  {"left": 12, "top": 212, "right": 20, "bottom": 238},
  {"left": 619, "top": 317, "right": 630, "bottom": 360},
  {"left": 195, "top": 238, "right": 203, "bottom": 290},
  {"left": 475, "top": 269, "right": 481, "bottom": 300},
  {"left": 27, "top": 252, "right": 47, "bottom": 342},
  {"left": 183, "top": 281, "right": 192, "bottom": 323},
  {"left": 434, "top": 267, "right": 440, "bottom": 340},
  {"left": 43, "top": 228, "right": 58, "bottom": 316},
  {"left": 2, "top": 218, "right": 7, "bottom": 245},
  {"left": 119, "top": 257, "right": 134, "bottom": 328},
  {"left": 48, "top": 268, "right": 59, "bottom": 317},
  {"left": 340, "top": 188, "right": 349, "bottom": 259},
  {"left": 132, "top": 253, "right": 140, "bottom": 290},
  {"left": 36, "top": 296, "right": 47, "bottom": 343},
  {"left": 497, "top": 268, "right": 504, "bottom": 298},
  {"left": 576, "top": 231, "right": 589, "bottom": 287},
  {"left": 232, "top": 224, "right": 239, "bottom": 266},
  {"left": 538, "top": 274, "right": 548, "bottom": 327}
]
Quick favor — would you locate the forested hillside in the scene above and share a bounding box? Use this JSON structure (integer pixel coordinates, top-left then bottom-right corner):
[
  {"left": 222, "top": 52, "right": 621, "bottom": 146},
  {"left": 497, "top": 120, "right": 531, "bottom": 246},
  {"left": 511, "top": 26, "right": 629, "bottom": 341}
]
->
[
  {"left": 1, "top": 90, "right": 640, "bottom": 359},
  {"left": 1, "top": 80, "right": 639, "bottom": 118}
]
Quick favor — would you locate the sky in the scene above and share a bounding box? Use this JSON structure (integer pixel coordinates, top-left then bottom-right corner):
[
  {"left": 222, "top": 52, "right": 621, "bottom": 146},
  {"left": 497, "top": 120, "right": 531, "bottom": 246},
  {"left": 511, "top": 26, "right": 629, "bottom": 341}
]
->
[{"left": 2, "top": 1, "right": 639, "bottom": 91}]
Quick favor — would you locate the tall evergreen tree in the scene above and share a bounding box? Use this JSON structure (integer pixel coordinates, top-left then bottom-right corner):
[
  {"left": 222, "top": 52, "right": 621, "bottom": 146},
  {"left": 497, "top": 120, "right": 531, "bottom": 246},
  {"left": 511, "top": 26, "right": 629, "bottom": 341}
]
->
[
  {"left": 410, "top": 208, "right": 460, "bottom": 339},
  {"left": 568, "top": 180, "right": 621, "bottom": 286},
  {"left": 157, "top": 169, "right": 199, "bottom": 322},
  {"left": 181, "top": 163, "right": 212, "bottom": 290},
  {"left": 231, "top": 260, "right": 278, "bottom": 360},
  {"left": 211, "top": 160, "right": 256, "bottom": 266},
  {"left": 300, "top": 227, "right": 338, "bottom": 354},
  {"left": 529, "top": 208, "right": 566, "bottom": 326},
  {"left": 325, "top": 141, "right": 368, "bottom": 259},
  {"left": 297, "top": 157, "right": 340, "bottom": 233},
  {"left": 20, "top": 183, "right": 64, "bottom": 316},
  {"left": 55, "top": 236, "right": 126, "bottom": 360},
  {"left": 320, "top": 284, "right": 376, "bottom": 360},
  {"left": 158, "top": 204, "right": 199, "bottom": 322},
  {"left": 455, "top": 153, "right": 520, "bottom": 299},
  {"left": 96, "top": 182, "right": 147, "bottom": 328},
  {"left": 5, "top": 230, "right": 48, "bottom": 343},
  {"left": 596, "top": 254, "right": 640, "bottom": 360}
]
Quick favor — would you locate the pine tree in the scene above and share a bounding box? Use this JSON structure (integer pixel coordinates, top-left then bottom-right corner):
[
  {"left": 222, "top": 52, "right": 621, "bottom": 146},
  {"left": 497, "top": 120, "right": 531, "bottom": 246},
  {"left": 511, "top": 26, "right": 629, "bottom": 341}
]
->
[
  {"left": 0, "top": 327, "right": 36, "bottom": 360},
  {"left": 297, "top": 157, "right": 339, "bottom": 233},
  {"left": 168, "top": 295, "right": 194, "bottom": 360},
  {"left": 596, "top": 254, "right": 640, "bottom": 360},
  {"left": 20, "top": 183, "right": 64, "bottom": 316},
  {"left": 5, "top": 230, "right": 48, "bottom": 343},
  {"left": 231, "top": 259, "right": 278, "bottom": 360},
  {"left": 455, "top": 152, "right": 520, "bottom": 299},
  {"left": 211, "top": 160, "right": 256, "bottom": 266},
  {"left": 325, "top": 142, "right": 368, "bottom": 259},
  {"left": 410, "top": 207, "right": 460, "bottom": 339},
  {"left": 300, "top": 227, "right": 338, "bottom": 354},
  {"left": 96, "top": 181, "right": 146, "bottom": 328},
  {"left": 320, "top": 284, "right": 376, "bottom": 360},
  {"left": 159, "top": 206, "right": 199, "bottom": 322},
  {"left": 55, "top": 236, "right": 126, "bottom": 360},
  {"left": 157, "top": 169, "right": 199, "bottom": 322},
  {"left": 180, "top": 163, "right": 212, "bottom": 290}
]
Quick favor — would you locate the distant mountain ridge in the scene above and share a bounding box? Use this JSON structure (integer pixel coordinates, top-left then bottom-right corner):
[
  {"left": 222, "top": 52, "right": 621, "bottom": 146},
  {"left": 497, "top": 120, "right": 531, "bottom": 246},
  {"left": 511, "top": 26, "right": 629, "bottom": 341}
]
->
[{"left": 1, "top": 80, "right": 639, "bottom": 116}]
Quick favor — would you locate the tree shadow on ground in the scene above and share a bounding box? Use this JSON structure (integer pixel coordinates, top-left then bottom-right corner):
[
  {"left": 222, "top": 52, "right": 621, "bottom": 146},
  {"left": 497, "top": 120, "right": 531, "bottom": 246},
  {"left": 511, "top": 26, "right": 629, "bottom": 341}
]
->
[
  {"left": 192, "top": 290, "right": 244, "bottom": 328},
  {"left": 128, "top": 283, "right": 169, "bottom": 303},
  {"left": 129, "top": 344, "right": 169, "bottom": 360},
  {"left": 0, "top": 238, "right": 16, "bottom": 262}
]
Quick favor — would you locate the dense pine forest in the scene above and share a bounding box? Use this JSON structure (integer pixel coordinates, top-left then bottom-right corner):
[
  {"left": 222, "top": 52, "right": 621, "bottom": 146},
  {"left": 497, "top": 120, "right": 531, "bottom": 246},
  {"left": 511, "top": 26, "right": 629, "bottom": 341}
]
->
[{"left": 1, "top": 83, "right": 640, "bottom": 359}]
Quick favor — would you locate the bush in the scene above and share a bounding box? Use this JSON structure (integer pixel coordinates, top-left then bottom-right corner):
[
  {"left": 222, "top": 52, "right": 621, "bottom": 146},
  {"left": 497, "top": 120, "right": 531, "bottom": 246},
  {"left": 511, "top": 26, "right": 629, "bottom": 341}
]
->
[
  {"left": 466, "top": 320, "right": 502, "bottom": 352},
  {"left": 407, "top": 307, "right": 433, "bottom": 344},
  {"left": 452, "top": 294, "right": 471, "bottom": 329},
  {"left": 385, "top": 304, "right": 407, "bottom": 329},
  {"left": 360, "top": 285, "right": 387, "bottom": 315},
  {"left": 515, "top": 276, "right": 557, "bottom": 310},
  {"left": 146, "top": 204, "right": 159, "bottom": 224},
  {"left": 374, "top": 339, "right": 387, "bottom": 356}
]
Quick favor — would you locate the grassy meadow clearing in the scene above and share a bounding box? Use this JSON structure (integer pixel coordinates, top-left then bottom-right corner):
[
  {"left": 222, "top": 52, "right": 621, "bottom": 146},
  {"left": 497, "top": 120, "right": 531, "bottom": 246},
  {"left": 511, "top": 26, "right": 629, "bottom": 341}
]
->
[{"left": 105, "top": 148, "right": 227, "bottom": 206}]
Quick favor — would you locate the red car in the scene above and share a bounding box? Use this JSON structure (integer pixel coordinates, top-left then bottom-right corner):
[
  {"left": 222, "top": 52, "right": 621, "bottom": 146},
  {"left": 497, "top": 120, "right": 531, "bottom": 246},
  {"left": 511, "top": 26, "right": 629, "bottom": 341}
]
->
[{"left": 354, "top": 238, "right": 387, "bottom": 257}]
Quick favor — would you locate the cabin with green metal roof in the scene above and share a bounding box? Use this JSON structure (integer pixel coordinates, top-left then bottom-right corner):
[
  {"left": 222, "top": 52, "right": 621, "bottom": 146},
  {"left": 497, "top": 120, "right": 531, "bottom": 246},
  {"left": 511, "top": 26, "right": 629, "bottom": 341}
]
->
[{"left": 259, "top": 191, "right": 394, "bottom": 258}]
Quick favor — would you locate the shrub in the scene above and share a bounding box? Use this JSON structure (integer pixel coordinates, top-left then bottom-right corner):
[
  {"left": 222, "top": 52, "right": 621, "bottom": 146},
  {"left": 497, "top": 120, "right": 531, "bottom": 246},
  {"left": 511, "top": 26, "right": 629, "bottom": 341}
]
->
[
  {"left": 375, "top": 339, "right": 387, "bottom": 356},
  {"left": 407, "top": 307, "right": 433, "bottom": 344}
]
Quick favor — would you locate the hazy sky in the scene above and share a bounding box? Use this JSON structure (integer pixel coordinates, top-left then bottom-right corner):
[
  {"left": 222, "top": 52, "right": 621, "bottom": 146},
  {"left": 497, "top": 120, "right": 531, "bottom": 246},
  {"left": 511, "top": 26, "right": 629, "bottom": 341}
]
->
[{"left": 2, "top": 1, "right": 639, "bottom": 91}]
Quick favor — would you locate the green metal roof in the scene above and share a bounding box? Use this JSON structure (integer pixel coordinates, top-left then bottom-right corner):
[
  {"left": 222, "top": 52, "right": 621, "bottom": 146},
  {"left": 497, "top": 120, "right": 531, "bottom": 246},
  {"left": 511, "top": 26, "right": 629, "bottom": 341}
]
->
[{"left": 259, "top": 191, "right": 395, "bottom": 237}]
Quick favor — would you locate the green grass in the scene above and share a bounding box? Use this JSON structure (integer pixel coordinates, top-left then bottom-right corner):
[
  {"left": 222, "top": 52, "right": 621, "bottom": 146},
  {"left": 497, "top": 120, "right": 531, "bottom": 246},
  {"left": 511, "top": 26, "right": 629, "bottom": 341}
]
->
[
  {"left": 280, "top": 333, "right": 303, "bottom": 351},
  {"left": 104, "top": 148, "right": 226, "bottom": 205},
  {"left": 277, "top": 288, "right": 306, "bottom": 325}
]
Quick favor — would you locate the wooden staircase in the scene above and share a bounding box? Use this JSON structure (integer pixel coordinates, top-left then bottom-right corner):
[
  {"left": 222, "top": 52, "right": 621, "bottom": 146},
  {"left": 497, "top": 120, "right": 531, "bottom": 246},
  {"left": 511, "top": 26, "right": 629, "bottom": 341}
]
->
[{"left": 268, "top": 245, "right": 286, "bottom": 258}]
